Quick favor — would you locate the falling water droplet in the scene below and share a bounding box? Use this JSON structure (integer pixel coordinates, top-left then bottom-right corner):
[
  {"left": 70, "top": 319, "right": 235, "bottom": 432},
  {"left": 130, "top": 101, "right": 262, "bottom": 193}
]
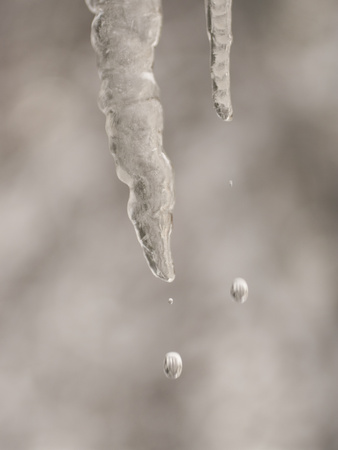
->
[
  {"left": 229, "top": 180, "right": 233, "bottom": 187},
  {"left": 163, "top": 352, "right": 183, "bottom": 379},
  {"left": 230, "top": 277, "right": 248, "bottom": 303},
  {"left": 168, "top": 297, "right": 174, "bottom": 305}
]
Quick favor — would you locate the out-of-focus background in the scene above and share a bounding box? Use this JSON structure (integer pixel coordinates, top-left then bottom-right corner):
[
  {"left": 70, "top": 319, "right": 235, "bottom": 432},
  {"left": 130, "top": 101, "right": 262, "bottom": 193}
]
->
[{"left": 1, "top": 0, "right": 338, "bottom": 449}]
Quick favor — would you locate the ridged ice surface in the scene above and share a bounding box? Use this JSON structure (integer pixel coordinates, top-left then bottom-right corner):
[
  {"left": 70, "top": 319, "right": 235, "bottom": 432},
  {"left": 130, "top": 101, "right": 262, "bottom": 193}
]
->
[
  {"left": 163, "top": 352, "right": 182, "bottom": 379},
  {"left": 86, "top": 0, "right": 175, "bottom": 282},
  {"left": 205, "top": 0, "right": 233, "bottom": 121}
]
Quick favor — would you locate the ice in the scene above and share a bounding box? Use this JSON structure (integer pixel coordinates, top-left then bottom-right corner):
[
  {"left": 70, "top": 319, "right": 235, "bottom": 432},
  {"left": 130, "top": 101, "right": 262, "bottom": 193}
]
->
[
  {"left": 163, "top": 352, "right": 183, "bottom": 379},
  {"left": 205, "top": 0, "right": 233, "bottom": 121},
  {"left": 86, "top": 0, "right": 175, "bottom": 282},
  {"left": 230, "top": 277, "right": 249, "bottom": 303}
]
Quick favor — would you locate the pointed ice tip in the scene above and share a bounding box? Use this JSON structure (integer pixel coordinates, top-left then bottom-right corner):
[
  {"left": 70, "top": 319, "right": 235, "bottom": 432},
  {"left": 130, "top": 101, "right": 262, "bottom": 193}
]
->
[
  {"left": 215, "top": 104, "right": 233, "bottom": 122},
  {"left": 136, "top": 220, "right": 175, "bottom": 283},
  {"left": 158, "top": 270, "right": 175, "bottom": 283},
  {"left": 130, "top": 202, "right": 175, "bottom": 283},
  {"left": 145, "top": 248, "right": 175, "bottom": 283}
]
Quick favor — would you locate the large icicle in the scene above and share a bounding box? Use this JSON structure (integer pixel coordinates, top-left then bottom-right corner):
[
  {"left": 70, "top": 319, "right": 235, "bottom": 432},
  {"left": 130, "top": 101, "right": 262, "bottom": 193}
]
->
[
  {"left": 86, "top": 0, "right": 175, "bottom": 282},
  {"left": 205, "top": 0, "right": 233, "bottom": 121}
]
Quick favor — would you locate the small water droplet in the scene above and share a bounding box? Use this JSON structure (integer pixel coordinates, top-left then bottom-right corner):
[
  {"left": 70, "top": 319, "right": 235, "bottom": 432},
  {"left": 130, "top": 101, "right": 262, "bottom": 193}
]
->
[
  {"left": 230, "top": 277, "right": 248, "bottom": 303},
  {"left": 163, "top": 352, "right": 183, "bottom": 379},
  {"left": 229, "top": 180, "right": 233, "bottom": 187},
  {"left": 168, "top": 297, "right": 174, "bottom": 305}
]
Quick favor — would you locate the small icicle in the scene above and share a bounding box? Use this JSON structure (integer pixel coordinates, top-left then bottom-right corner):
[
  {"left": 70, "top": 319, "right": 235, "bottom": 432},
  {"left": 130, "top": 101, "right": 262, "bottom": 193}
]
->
[
  {"left": 86, "top": 0, "right": 175, "bottom": 282},
  {"left": 205, "top": 0, "right": 233, "bottom": 121}
]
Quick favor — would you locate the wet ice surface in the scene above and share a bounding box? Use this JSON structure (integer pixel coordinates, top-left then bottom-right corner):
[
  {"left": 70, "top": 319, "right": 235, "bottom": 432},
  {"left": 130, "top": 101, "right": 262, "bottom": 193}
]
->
[
  {"left": 163, "top": 352, "right": 183, "bottom": 379},
  {"left": 231, "top": 278, "right": 249, "bottom": 303},
  {"left": 205, "top": 0, "right": 233, "bottom": 121},
  {"left": 86, "top": 0, "right": 175, "bottom": 282},
  {"left": 2, "top": 0, "right": 338, "bottom": 449}
]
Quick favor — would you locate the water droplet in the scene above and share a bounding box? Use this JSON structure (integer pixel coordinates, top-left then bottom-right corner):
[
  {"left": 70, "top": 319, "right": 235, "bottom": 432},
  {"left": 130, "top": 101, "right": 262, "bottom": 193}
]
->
[
  {"left": 163, "top": 352, "right": 183, "bottom": 379},
  {"left": 229, "top": 180, "right": 233, "bottom": 187},
  {"left": 168, "top": 297, "right": 174, "bottom": 305},
  {"left": 230, "top": 277, "right": 248, "bottom": 303}
]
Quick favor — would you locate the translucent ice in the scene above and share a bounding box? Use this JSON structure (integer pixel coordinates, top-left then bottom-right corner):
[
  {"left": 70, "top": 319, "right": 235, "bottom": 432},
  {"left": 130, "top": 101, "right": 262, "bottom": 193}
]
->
[
  {"left": 205, "top": 0, "right": 233, "bottom": 121},
  {"left": 230, "top": 277, "right": 249, "bottom": 303},
  {"left": 163, "top": 352, "right": 182, "bottom": 379},
  {"left": 86, "top": 0, "right": 175, "bottom": 282}
]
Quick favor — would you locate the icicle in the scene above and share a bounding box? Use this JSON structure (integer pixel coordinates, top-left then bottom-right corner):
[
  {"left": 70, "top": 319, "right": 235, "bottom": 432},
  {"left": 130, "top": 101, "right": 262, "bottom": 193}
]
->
[
  {"left": 205, "top": 0, "right": 233, "bottom": 121},
  {"left": 86, "top": 0, "right": 175, "bottom": 282}
]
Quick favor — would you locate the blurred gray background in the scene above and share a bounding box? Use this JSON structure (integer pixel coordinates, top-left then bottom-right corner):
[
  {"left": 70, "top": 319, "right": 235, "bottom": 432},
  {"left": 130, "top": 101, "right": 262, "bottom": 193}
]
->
[{"left": 1, "top": 0, "right": 338, "bottom": 449}]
